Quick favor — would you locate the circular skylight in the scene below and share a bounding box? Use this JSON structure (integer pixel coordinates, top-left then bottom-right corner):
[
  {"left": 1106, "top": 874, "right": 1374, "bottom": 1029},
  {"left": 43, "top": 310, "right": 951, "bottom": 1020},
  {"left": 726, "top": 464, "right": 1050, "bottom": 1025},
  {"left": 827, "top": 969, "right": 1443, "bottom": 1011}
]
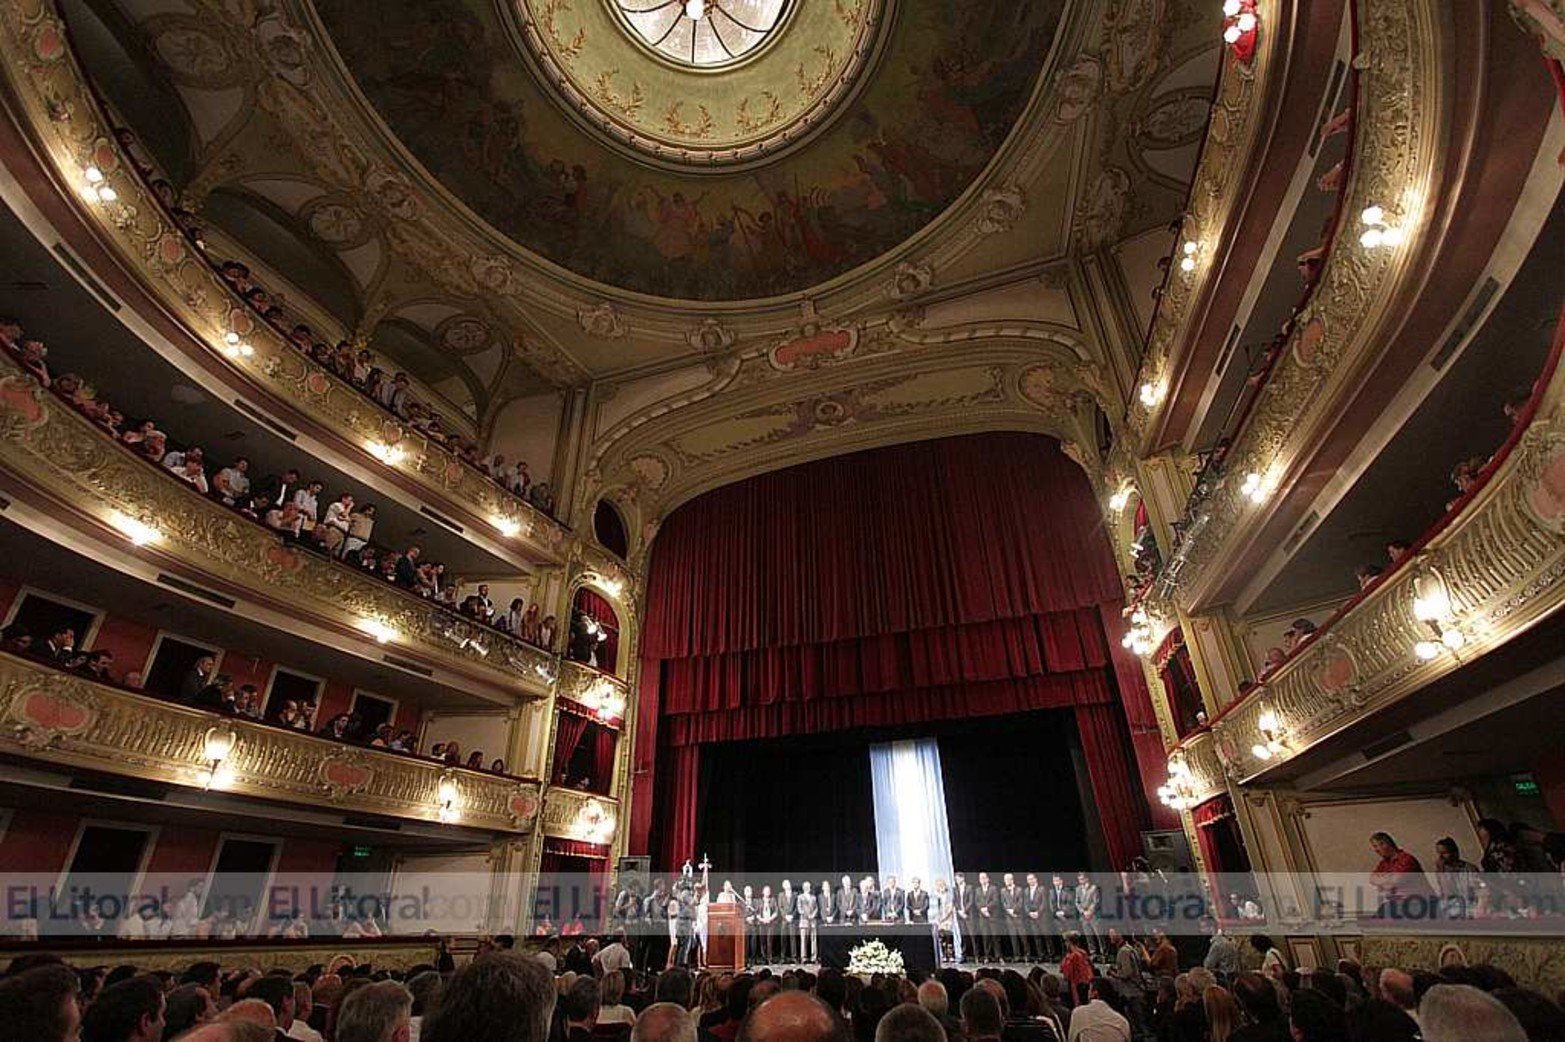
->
[{"left": 614, "top": 0, "right": 790, "bottom": 68}]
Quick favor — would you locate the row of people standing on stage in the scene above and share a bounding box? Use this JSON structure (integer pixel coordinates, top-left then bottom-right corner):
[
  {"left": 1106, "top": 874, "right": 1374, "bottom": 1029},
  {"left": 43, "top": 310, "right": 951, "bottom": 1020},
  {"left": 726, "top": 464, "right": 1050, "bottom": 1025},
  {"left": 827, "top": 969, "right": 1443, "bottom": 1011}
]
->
[{"left": 611, "top": 870, "right": 1119, "bottom": 968}]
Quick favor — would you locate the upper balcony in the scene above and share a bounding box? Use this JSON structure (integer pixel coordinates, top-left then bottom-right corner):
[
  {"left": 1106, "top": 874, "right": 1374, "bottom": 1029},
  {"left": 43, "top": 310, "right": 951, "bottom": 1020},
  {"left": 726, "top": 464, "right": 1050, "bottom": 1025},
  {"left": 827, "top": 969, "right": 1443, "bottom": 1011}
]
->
[
  {"left": 0, "top": 345, "right": 558, "bottom": 702},
  {"left": 0, "top": 1, "right": 573, "bottom": 568},
  {"left": 0, "top": 647, "right": 543, "bottom": 833},
  {"left": 1128, "top": 0, "right": 1558, "bottom": 614}
]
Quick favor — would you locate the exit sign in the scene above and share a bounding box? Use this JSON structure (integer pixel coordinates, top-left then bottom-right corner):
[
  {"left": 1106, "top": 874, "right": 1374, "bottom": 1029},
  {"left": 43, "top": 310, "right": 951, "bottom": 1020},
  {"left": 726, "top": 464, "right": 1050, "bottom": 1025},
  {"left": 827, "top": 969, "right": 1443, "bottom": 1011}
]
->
[
  {"left": 1512, "top": 773, "right": 1540, "bottom": 796},
  {"left": 352, "top": 845, "right": 374, "bottom": 858}
]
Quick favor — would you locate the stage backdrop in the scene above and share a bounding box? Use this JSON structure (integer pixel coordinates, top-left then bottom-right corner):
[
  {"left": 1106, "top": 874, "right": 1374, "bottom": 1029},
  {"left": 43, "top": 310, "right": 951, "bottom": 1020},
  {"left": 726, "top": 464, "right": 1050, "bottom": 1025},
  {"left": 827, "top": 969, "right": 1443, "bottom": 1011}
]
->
[{"left": 631, "top": 434, "right": 1174, "bottom": 868}]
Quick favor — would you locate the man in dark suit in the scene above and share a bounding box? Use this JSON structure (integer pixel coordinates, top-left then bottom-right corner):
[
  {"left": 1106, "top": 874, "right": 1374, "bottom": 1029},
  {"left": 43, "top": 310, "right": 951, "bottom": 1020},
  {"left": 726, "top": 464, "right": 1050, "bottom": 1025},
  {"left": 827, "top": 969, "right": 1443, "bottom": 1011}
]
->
[
  {"left": 757, "top": 885, "right": 779, "bottom": 964},
  {"left": 778, "top": 879, "right": 798, "bottom": 963},
  {"left": 1048, "top": 874, "right": 1075, "bottom": 961},
  {"left": 819, "top": 879, "right": 837, "bottom": 927},
  {"left": 741, "top": 884, "right": 759, "bottom": 966},
  {"left": 860, "top": 877, "right": 881, "bottom": 924},
  {"left": 955, "top": 874, "right": 976, "bottom": 963},
  {"left": 976, "top": 872, "right": 1000, "bottom": 962},
  {"left": 1000, "top": 873, "right": 1027, "bottom": 962},
  {"left": 907, "top": 878, "right": 930, "bottom": 924},
  {"left": 1023, "top": 873, "right": 1048, "bottom": 961},
  {"left": 178, "top": 655, "right": 216, "bottom": 703},
  {"left": 882, "top": 875, "right": 906, "bottom": 924},
  {"left": 39, "top": 627, "right": 76, "bottom": 663},
  {"left": 255, "top": 467, "right": 301, "bottom": 509},
  {"left": 395, "top": 545, "right": 422, "bottom": 588},
  {"left": 837, "top": 874, "right": 859, "bottom": 926}
]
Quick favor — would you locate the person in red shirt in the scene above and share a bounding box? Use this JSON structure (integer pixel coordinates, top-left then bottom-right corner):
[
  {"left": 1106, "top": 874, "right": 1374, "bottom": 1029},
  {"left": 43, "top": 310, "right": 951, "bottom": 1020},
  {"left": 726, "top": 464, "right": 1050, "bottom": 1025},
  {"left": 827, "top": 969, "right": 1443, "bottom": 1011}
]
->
[
  {"left": 1369, "top": 831, "right": 1436, "bottom": 918},
  {"left": 1060, "top": 932, "right": 1096, "bottom": 1006}
]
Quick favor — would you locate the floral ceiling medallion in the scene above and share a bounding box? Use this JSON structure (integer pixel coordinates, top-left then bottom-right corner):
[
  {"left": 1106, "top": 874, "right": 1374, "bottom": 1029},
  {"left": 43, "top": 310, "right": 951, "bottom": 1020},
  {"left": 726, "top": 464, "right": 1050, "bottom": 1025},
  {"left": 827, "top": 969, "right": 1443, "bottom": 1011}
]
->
[{"left": 514, "top": 0, "right": 886, "bottom": 167}]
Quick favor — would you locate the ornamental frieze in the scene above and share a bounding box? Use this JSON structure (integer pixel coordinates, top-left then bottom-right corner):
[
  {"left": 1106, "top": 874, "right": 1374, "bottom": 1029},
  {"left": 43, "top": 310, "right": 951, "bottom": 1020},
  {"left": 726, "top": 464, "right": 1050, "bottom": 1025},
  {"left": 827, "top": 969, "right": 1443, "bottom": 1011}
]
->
[
  {"left": 0, "top": 657, "right": 542, "bottom": 833},
  {"left": 0, "top": 359, "right": 556, "bottom": 696}
]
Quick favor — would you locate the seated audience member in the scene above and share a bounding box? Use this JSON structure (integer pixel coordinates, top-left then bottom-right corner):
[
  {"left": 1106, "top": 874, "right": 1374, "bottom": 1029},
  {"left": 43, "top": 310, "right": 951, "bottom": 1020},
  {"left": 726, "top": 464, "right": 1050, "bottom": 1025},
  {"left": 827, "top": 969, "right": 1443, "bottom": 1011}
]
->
[
  {"left": 319, "top": 714, "right": 356, "bottom": 741},
  {"left": 562, "top": 976, "right": 602, "bottom": 1042},
  {"left": 0, "top": 964, "right": 82, "bottom": 1042},
  {"left": 741, "top": 992, "right": 844, "bottom": 1042},
  {"left": 489, "top": 757, "right": 507, "bottom": 773},
  {"left": 465, "top": 750, "right": 485, "bottom": 770},
  {"left": 346, "top": 504, "right": 377, "bottom": 556},
  {"left": 319, "top": 493, "right": 354, "bottom": 555},
  {"left": 1228, "top": 973, "right": 1285, "bottom": 1042},
  {"left": 164, "top": 984, "right": 218, "bottom": 1039},
  {"left": 962, "top": 984, "right": 1006, "bottom": 1042},
  {"left": 1286, "top": 990, "right": 1346, "bottom": 1042},
  {"left": 214, "top": 457, "right": 251, "bottom": 505},
  {"left": 632, "top": 1003, "right": 697, "bottom": 1042},
  {"left": 179, "top": 655, "right": 217, "bottom": 702},
  {"left": 81, "top": 976, "right": 166, "bottom": 1042},
  {"left": 1385, "top": 540, "right": 1412, "bottom": 564},
  {"left": 876, "top": 1004, "right": 945, "bottom": 1042},
  {"left": 334, "top": 980, "right": 412, "bottom": 1042},
  {"left": 1354, "top": 564, "right": 1382, "bottom": 590},
  {"left": 1418, "top": 984, "right": 1528, "bottom": 1042},
  {"left": 420, "top": 952, "right": 556, "bottom": 1042},
  {"left": 1281, "top": 618, "right": 1316, "bottom": 653},
  {"left": 265, "top": 501, "right": 305, "bottom": 539},
  {"left": 39, "top": 625, "right": 77, "bottom": 661},
  {"left": 1368, "top": 831, "right": 1436, "bottom": 917},
  {"left": 1446, "top": 457, "right": 1488, "bottom": 510},
  {"left": 221, "top": 998, "right": 278, "bottom": 1032},
  {"left": 17, "top": 337, "right": 52, "bottom": 385},
  {"left": 597, "top": 970, "right": 637, "bottom": 1026},
  {"left": 1492, "top": 988, "right": 1565, "bottom": 1040}
]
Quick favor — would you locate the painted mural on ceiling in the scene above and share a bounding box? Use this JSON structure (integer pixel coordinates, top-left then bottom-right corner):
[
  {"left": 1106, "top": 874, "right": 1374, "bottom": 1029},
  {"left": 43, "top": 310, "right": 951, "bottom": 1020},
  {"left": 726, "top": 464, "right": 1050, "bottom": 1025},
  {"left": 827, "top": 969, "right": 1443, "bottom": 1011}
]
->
[{"left": 312, "top": 0, "right": 1067, "bottom": 301}]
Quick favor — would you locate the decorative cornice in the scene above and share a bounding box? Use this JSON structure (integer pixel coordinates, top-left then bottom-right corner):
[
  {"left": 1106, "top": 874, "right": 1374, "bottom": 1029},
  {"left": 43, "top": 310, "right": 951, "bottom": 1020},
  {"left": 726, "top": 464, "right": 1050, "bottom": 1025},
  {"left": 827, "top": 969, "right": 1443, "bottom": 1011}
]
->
[
  {"left": 1153, "top": 0, "right": 1440, "bottom": 608},
  {"left": 0, "top": 0, "right": 570, "bottom": 562},
  {"left": 0, "top": 355, "right": 557, "bottom": 696},
  {"left": 0, "top": 653, "right": 543, "bottom": 832}
]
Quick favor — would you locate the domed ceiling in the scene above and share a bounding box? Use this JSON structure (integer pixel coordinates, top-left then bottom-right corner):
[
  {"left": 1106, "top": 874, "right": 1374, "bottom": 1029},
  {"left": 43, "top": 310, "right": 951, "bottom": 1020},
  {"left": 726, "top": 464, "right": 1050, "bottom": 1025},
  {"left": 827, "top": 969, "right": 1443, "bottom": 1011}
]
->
[{"left": 312, "top": 0, "right": 1069, "bottom": 300}]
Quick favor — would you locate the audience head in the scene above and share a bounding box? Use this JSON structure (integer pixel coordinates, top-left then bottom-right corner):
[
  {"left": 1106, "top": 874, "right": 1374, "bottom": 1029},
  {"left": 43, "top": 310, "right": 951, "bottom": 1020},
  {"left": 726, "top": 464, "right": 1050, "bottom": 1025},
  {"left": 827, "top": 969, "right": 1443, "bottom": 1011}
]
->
[
  {"left": 335, "top": 979, "right": 413, "bottom": 1042},
  {"left": 246, "top": 974, "right": 294, "bottom": 1029},
  {"left": 1493, "top": 988, "right": 1565, "bottom": 1041},
  {"left": 1288, "top": 988, "right": 1349, "bottom": 1042},
  {"left": 655, "top": 967, "right": 694, "bottom": 1008},
  {"left": 562, "top": 975, "right": 602, "bottom": 1026},
  {"left": 0, "top": 963, "right": 82, "bottom": 1042},
  {"left": 632, "top": 1003, "right": 697, "bottom": 1042},
  {"left": 1232, "top": 973, "right": 1281, "bottom": 1025},
  {"left": 959, "top": 983, "right": 1003, "bottom": 1039},
  {"left": 176, "top": 1024, "right": 275, "bottom": 1042},
  {"left": 421, "top": 952, "right": 556, "bottom": 1042},
  {"left": 739, "top": 991, "right": 847, "bottom": 1042},
  {"left": 1379, "top": 969, "right": 1415, "bottom": 1012},
  {"left": 81, "top": 975, "right": 165, "bottom": 1042},
  {"left": 1419, "top": 984, "right": 1528, "bottom": 1042},
  {"left": 915, "top": 980, "right": 947, "bottom": 1018},
  {"left": 873, "top": 1004, "right": 944, "bottom": 1042},
  {"left": 219, "top": 1000, "right": 276, "bottom": 1030}
]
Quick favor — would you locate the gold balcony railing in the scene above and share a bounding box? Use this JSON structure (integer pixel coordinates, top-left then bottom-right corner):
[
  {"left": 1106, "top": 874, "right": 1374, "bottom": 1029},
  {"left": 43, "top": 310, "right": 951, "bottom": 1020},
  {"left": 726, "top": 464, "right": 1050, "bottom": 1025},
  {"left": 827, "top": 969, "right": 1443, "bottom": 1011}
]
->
[
  {"left": 540, "top": 786, "right": 619, "bottom": 845},
  {"left": 0, "top": 651, "right": 543, "bottom": 833},
  {"left": 0, "top": 353, "right": 557, "bottom": 697},
  {"left": 0, "top": 0, "right": 570, "bottom": 564},
  {"left": 1168, "top": 345, "right": 1565, "bottom": 790}
]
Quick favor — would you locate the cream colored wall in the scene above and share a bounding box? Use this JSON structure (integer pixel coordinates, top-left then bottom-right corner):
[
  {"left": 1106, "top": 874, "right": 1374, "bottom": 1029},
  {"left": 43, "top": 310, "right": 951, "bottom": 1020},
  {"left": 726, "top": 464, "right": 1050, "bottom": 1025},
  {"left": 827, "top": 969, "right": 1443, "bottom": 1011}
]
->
[
  {"left": 489, "top": 391, "right": 565, "bottom": 484},
  {"left": 388, "top": 851, "right": 495, "bottom": 933},
  {"left": 1296, "top": 793, "right": 1476, "bottom": 875},
  {"left": 421, "top": 712, "right": 512, "bottom": 765}
]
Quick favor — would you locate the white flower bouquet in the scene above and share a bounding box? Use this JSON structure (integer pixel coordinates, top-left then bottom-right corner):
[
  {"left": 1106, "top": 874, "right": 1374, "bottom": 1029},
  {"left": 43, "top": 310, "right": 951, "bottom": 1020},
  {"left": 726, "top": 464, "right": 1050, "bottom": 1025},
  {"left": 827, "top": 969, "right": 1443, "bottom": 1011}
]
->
[{"left": 847, "top": 939, "right": 906, "bottom": 976}]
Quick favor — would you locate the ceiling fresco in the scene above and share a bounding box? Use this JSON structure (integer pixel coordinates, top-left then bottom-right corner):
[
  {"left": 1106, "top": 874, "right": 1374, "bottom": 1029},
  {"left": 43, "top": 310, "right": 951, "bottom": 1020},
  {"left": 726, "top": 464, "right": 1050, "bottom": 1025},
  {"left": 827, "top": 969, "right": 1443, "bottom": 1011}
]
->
[{"left": 312, "top": 0, "right": 1069, "bottom": 300}]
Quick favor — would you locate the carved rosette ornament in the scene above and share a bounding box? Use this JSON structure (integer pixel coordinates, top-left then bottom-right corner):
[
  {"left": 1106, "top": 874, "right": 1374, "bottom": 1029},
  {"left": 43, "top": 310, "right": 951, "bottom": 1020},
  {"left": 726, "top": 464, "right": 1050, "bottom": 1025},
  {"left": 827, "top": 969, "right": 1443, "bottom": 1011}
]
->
[
  {"left": 578, "top": 302, "right": 627, "bottom": 340},
  {"left": 887, "top": 261, "right": 934, "bottom": 301},
  {"left": 974, "top": 184, "right": 1026, "bottom": 236}
]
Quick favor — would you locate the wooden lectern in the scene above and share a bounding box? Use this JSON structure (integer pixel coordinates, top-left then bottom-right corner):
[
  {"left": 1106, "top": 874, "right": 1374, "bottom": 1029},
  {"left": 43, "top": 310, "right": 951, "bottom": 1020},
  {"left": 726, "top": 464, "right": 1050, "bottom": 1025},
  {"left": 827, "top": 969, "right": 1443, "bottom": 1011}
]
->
[{"left": 707, "top": 902, "right": 746, "bottom": 971}]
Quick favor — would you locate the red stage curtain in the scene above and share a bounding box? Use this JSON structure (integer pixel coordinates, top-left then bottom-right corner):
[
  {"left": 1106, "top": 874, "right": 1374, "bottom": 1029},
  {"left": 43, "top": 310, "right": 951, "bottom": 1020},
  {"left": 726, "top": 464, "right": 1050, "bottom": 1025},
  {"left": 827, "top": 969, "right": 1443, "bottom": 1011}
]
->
[
  {"left": 592, "top": 725, "right": 618, "bottom": 794},
  {"left": 552, "top": 712, "right": 590, "bottom": 785},
  {"left": 574, "top": 588, "right": 621, "bottom": 674},
  {"left": 633, "top": 434, "right": 1161, "bottom": 868}
]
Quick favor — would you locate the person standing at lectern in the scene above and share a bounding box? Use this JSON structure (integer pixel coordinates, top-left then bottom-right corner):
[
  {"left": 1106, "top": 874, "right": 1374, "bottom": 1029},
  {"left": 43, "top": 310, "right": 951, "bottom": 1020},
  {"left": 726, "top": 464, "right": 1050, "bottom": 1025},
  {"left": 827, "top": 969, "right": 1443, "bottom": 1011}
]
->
[
  {"left": 882, "top": 876, "right": 906, "bottom": 924},
  {"left": 955, "top": 875, "right": 975, "bottom": 964},
  {"left": 838, "top": 875, "right": 860, "bottom": 926},
  {"left": 907, "top": 878, "right": 930, "bottom": 924},
  {"left": 1000, "top": 873, "right": 1026, "bottom": 962},
  {"left": 819, "top": 879, "right": 837, "bottom": 927},
  {"left": 797, "top": 882, "right": 819, "bottom": 965},
  {"left": 976, "top": 872, "right": 1000, "bottom": 963},
  {"left": 1023, "top": 873, "right": 1047, "bottom": 962},
  {"left": 779, "top": 880, "right": 798, "bottom": 963}
]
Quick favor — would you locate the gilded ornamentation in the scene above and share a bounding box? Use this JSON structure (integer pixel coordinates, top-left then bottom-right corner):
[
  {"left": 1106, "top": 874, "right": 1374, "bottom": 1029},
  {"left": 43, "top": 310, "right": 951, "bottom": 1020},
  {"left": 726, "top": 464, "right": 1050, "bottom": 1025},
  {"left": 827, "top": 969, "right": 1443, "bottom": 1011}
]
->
[
  {"left": 887, "top": 262, "right": 934, "bottom": 301},
  {"left": 662, "top": 101, "right": 715, "bottom": 141},
  {"left": 0, "top": 654, "right": 541, "bottom": 831},
  {"left": 0, "top": 355, "right": 557, "bottom": 694},
  {"left": 541, "top": 785, "right": 619, "bottom": 841},
  {"left": 796, "top": 47, "right": 840, "bottom": 96},
  {"left": 734, "top": 92, "right": 783, "bottom": 133},
  {"left": 538, "top": 0, "right": 587, "bottom": 62},
  {"left": 686, "top": 318, "right": 736, "bottom": 357},
  {"left": 974, "top": 184, "right": 1026, "bottom": 236},
  {"left": 578, "top": 302, "right": 627, "bottom": 340},
  {"left": 593, "top": 70, "right": 646, "bottom": 120}
]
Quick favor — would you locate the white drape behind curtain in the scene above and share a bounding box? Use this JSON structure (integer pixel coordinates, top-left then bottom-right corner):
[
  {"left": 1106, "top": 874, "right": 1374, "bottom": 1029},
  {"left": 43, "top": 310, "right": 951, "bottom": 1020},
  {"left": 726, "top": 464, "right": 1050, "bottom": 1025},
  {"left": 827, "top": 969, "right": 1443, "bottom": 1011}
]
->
[{"left": 870, "top": 738, "right": 956, "bottom": 886}]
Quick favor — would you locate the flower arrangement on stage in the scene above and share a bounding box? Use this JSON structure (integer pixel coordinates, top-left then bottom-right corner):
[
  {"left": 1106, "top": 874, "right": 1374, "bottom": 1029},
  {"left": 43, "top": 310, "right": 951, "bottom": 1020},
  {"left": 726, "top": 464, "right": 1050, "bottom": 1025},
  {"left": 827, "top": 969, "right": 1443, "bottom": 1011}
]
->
[{"left": 847, "top": 939, "right": 906, "bottom": 976}]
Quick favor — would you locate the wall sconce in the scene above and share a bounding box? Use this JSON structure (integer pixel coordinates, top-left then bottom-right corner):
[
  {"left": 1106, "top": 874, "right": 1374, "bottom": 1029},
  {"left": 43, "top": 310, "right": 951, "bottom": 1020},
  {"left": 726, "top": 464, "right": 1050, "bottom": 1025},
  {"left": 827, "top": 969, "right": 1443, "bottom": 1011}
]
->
[
  {"left": 578, "top": 797, "right": 616, "bottom": 843},
  {"left": 1179, "top": 240, "right": 1201, "bottom": 273},
  {"left": 1121, "top": 606, "right": 1156, "bottom": 656},
  {"left": 82, "top": 165, "right": 118, "bottom": 204},
  {"left": 1222, "top": 0, "right": 1260, "bottom": 56},
  {"left": 1358, "top": 205, "right": 1406, "bottom": 250},
  {"left": 202, "top": 725, "right": 238, "bottom": 789},
  {"left": 1250, "top": 707, "right": 1288, "bottom": 761},
  {"left": 1239, "top": 471, "right": 1272, "bottom": 504},
  {"left": 109, "top": 511, "right": 161, "bottom": 547},
  {"left": 367, "top": 440, "right": 405, "bottom": 466},
  {"left": 1108, "top": 484, "right": 1135, "bottom": 513},
  {"left": 436, "top": 776, "right": 460, "bottom": 823},
  {"left": 581, "top": 678, "right": 627, "bottom": 723},
  {"left": 494, "top": 516, "right": 522, "bottom": 538},
  {"left": 1411, "top": 569, "right": 1465, "bottom": 660},
  {"left": 221, "top": 331, "right": 255, "bottom": 360},
  {"left": 1157, "top": 753, "right": 1197, "bottom": 810},
  {"left": 358, "top": 618, "right": 399, "bottom": 644},
  {"left": 1139, "top": 381, "right": 1166, "bottom": 408}
]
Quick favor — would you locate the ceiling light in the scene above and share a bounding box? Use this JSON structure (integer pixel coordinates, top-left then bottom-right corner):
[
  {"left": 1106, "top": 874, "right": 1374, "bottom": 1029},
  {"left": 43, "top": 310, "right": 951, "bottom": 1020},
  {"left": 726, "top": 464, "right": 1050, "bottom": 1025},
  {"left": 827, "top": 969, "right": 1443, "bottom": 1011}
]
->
[{"left": 684, "top": 0, "right": 706, "bottom": 18}]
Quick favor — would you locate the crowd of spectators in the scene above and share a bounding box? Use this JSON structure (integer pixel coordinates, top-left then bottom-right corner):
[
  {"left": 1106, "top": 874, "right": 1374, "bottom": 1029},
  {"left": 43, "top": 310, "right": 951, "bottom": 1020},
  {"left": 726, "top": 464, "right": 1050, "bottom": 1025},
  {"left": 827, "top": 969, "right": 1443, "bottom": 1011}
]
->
[
  {"left": 0, "top": 623, "right": 511, "bottom": 778},
  {"left": 5, "top": 926, "right": 1563, "bottom": 1042},
  {"left": 0, "top": 316, "right": 556, "bottom": 657}
]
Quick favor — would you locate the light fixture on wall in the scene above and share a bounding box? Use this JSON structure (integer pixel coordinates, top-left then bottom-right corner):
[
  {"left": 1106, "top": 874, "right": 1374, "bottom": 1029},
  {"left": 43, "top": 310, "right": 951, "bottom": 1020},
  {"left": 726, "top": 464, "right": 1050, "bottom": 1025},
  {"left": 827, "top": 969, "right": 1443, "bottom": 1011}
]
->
[
  {"left": 581, "top": 678, "right": 627, "bottom": 723},
  {"left": 367, "top": 440, "right": 405, "bottom": 466},
  {"left": 1108, "top": 484, "right": 1135, "bottom": 513},
  {"left": 436, "top": 775, "right": 460, "bottom": 823},
  {"left": 109, "top": 510, "right": 161, "bottom": 547},
  {"left": 1121, "top": 605, "right": 1161, "bottom": 657},
  {"left": 1411, "top": 569, "right": 1465, "bottom": 660},
  {"left": 1157, "top": 753, "right": 1197, "bottom": 810},
  {"left": 1179, "top": 239, "right": 1201, "bottom": 273},
  {"left": 1358, "top": 205, "right": 1407, "bottom": 250},
  {"left": 202, "top": 725, "right": 239, "bottom": 789},
  {"left": 358, "top": 617, "right": 399, "bottom": 644},
  {"left": 81, "top": 165, "right": 118, "bottom": 204},
  {"left": 221, "top": 331, "right": 254, "bottom": 359},
  {"left": 1221, "top": 0, "right": 1260, "bottom": 54},
  {"left": 1239, "top": 471, "right": 1272, "bottom": 504},
  {"left": 494, "top": 515, "right": 522, "bottom": 538},
  {"left": 1139, "top": 381, "right": 1166, "bottom": 408},
  {"left": 1250, "top": 706, "right": 1288, "bottom": 762},
  {"left": 577, "top": 797, "right": 616, "bottom": 844}
]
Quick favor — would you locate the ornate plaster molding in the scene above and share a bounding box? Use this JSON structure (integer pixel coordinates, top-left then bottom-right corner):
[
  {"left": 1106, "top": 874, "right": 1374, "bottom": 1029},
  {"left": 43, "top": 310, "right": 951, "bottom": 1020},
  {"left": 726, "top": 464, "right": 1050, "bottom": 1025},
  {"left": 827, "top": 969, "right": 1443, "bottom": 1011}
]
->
[{"left": 0, "top": 654, "right": 543, "bottom": 832}]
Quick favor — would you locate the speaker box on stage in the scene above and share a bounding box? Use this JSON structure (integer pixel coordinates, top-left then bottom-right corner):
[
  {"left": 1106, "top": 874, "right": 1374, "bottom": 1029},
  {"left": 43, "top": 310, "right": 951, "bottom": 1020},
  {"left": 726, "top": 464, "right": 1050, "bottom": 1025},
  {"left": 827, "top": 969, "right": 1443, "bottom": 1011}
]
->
[
  {"left": 616, "top": 855, "right": 650, "bottom": 891},
  {"left": 1141, "top": 829, "right": 1192, "bottom": 872}
]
